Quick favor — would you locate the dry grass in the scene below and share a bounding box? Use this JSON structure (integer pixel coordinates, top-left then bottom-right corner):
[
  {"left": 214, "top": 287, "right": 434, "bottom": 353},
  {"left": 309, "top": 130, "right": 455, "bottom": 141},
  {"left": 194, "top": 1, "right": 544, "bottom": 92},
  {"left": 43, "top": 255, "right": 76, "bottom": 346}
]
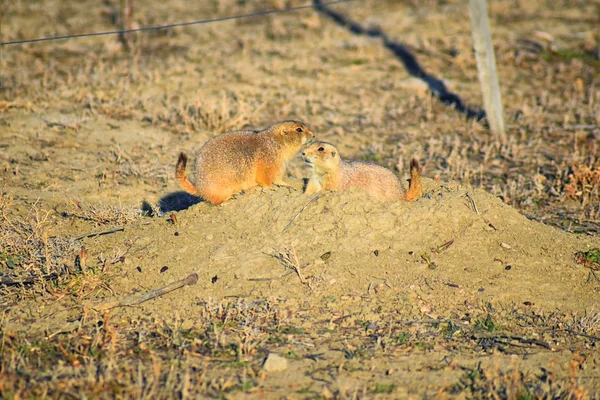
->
[
  {"left": 150, "top": 92, "right": 265, "bottom": 134},
  {"left": 1, "top": 298, "right": 598, "bottom": 398},
  {"left": 446, "top": 355, "right": 588, "bottom": 400},
  {"left": 564, "top": 163, "right": 600, "bottom": 219},
  {"left": 0, "top": 194, "right": 79, "bottom": 282},
  {"left": 0, "top": 194, "right": 142, "bottom": 305},
  {"left": 65, "top": 199, "right": 142, "bottom": 227}
]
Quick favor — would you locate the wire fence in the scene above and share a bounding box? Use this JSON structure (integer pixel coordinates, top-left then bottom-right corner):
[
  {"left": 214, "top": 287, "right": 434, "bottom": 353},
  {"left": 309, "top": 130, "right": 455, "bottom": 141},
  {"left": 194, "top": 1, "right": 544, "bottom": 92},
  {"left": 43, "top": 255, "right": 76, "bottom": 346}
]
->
[{"left": 0, "top": 0, "right": 354, "bottom": 46}]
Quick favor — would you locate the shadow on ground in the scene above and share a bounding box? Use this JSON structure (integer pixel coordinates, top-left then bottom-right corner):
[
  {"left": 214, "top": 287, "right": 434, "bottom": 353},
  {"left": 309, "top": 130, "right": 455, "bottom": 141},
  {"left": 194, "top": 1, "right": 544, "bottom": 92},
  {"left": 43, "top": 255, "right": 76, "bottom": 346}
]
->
[
  {"left": 313, "top": 0, "right": 487, "bottom": 123},
  {"left": 142, "top": 191, "right": 203, "bottom": 215}
]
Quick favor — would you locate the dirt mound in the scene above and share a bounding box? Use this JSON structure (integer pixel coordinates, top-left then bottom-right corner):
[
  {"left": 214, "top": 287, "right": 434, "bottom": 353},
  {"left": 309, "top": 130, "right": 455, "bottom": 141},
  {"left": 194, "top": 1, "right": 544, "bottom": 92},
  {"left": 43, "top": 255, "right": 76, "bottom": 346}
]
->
[{"left": 89, "top": 178, "right": 598, "bottom": 318}]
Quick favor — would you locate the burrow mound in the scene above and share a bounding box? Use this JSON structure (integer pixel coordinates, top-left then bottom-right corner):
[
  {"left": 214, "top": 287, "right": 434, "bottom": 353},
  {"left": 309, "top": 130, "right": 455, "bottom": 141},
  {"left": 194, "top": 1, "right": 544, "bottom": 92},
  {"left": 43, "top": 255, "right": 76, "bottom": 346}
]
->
[{"left": 100, "top": 179, "right": 598, "bottom": 316}]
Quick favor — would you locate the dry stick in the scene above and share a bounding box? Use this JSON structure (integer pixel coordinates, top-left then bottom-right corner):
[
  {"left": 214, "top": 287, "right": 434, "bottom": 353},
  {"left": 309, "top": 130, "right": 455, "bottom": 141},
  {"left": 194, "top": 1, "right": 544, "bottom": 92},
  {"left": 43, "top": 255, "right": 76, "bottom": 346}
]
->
[
  {"left": 121, "top": 0, "right": 135, "bottom": 50},
  {"left": 465, "top": 192, "right": 480, "bottom": 215},
  {"left": 0, "top": 273, "right": 59, "bottom": 286},
  {"left": 247, "top": 271, "right": 294, "bottom": 282},
  {"left": 46, "top": 321, "right": 81, "bottom": 340},
  {"left": 72, "top": 227, "right": 124, "bottom": 240},
  {"left": 290, "top": 246, "right": 308, "bottom": 285},
  {"left": 247, "top": 264, "right": 311, "bottom": 282},
  {"left": 71, "top": 222, "right": 151, "bottom": 241},
  {"left": 563, "top": 329, "right": 600, "bottom": 342},
  {"left": 283, "top": 193, "right": 323, "bottom": 232},
  {"left": 475, "top": 333, "right": 552, "bottom": 350},
  {"left": 92, "top": 273, "right": 199, "bottom": 312}
]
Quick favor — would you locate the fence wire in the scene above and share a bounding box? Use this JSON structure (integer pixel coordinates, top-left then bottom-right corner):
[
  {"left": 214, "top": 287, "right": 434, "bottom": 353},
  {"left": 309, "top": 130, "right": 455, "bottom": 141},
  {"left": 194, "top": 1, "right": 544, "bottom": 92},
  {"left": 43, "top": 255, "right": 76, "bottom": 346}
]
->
[{"left": 0, "top": 0, "right": 354, "bottom": 46}]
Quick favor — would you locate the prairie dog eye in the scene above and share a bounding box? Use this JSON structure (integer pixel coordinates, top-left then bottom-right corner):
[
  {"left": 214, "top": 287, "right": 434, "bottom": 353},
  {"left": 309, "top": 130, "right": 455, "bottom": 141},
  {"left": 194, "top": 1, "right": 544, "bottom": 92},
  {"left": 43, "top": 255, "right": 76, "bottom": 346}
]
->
[
  {"left": 295, "top": 127, "right": 303, "bottom": 132},
  {"left": 318, "top": 147, "right": 325, "bottom": 151}
]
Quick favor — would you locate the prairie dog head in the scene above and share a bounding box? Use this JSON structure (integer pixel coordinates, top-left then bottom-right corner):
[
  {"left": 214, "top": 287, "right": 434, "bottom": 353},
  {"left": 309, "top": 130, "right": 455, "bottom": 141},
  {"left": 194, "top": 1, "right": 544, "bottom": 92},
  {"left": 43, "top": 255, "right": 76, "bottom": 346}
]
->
[
  {"left": 302, "top": 141, "right": 340, "bottom": 174},
  {"left": 274, "top": 120, "right": 315, "bottom": 148}
]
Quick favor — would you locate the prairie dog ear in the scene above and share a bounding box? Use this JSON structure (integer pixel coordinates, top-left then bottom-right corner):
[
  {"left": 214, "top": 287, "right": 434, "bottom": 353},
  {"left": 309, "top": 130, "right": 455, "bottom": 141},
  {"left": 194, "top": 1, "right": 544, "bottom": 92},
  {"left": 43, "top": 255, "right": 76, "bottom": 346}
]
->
[
  {"left": 281, "top": 129, "right": 288, "bottom": 136},
  {"left": 331, "top": 151, "right": 336, "bottom": 157}
]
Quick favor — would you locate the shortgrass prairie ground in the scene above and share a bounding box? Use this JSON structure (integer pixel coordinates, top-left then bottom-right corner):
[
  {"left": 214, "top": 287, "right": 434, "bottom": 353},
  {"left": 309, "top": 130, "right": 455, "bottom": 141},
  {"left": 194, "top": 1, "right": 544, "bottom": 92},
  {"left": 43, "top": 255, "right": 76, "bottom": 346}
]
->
[{"left": 1, "top": 0, "right": 599, "bottom": 398}]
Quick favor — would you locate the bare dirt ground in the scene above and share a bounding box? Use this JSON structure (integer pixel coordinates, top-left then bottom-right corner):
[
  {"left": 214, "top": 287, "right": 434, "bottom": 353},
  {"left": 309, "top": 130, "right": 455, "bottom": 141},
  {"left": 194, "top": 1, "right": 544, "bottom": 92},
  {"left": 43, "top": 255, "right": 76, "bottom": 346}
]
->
[{"left": 1, "top": 0, "right": 600, "bottom": 398}]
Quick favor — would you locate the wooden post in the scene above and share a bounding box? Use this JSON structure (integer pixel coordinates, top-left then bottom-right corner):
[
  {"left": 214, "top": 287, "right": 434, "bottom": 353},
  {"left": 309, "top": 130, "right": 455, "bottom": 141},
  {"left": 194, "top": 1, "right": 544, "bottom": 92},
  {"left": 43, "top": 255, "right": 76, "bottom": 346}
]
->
[{"left": 469, "top": 0, "right": 506, "bottom": 143}]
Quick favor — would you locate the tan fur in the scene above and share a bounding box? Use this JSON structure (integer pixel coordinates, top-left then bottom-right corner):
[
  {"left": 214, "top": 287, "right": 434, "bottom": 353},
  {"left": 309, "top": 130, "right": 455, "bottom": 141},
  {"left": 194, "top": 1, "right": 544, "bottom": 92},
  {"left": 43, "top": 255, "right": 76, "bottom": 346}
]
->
[
  {"left": 176, "top": 121, "right": 315, "bottom": 205},
  {"left": 302, "top": 141, "right": 423, "bottom": 202}
]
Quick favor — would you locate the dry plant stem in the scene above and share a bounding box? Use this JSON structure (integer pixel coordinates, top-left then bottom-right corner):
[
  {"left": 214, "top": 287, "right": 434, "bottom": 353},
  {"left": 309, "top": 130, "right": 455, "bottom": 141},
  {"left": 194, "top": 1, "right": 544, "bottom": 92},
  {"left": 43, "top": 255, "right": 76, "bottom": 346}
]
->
[
  {"left": 247, "top": 262, "right": 312, "bottom": 282},
  {"left": 266, "top": 247, "right": 312, "bottom": 289},
  {"left": 0, "top": 273, "right": 59, "bottom": 286},
  {"left": 474, "top": 333, "right": 552, "bottom": 350},
  {"left": 465, "top": 192, "right": 480, "bottom": 215},
  {"left": 71, "top": 222, "right": 150, "bottom": 240},
  {"left": 46, "top": 321, "right": 82, "bottom": 339},
  {"left": 92, "top": 273, "right": 198, "bottom": 311},
  {"left": 73, "top": 227, "right": 124, "bottom": 240},
  {"left": 289, "top": 247, "right": 307, "bottom": 285},
  {"left": 561, "top": 329, "right": 600, "bottom": 343}
]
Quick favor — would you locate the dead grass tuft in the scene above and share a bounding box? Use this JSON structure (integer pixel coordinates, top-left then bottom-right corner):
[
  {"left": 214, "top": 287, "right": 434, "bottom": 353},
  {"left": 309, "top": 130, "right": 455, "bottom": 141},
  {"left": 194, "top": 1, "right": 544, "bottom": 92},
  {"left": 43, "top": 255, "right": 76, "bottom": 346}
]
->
[
  {"left": 564, "top": 164, "right": 600, "bottom": 213},
  {"left": 151, "top": 92, "right": 264, "bottom": 134},
  {"left": 65, "top": 199, "right": 141, "bottom": 227},
  {"left": 445, "top": 356, "right": 588, "bottom": 399},
  {"left": 0, "top": 194, "right": 79, "bottom": 283}
]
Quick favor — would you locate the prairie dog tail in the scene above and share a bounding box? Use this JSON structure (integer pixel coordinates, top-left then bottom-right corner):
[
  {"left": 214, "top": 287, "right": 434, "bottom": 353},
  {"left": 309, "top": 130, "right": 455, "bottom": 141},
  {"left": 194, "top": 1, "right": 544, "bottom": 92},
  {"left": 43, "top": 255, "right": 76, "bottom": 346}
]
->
[
  {"left": 176, "top": 152, "right": 199, "bottom": 196},
  {"left": 405, "top": 159, "right": 423, "bottom": 202}
]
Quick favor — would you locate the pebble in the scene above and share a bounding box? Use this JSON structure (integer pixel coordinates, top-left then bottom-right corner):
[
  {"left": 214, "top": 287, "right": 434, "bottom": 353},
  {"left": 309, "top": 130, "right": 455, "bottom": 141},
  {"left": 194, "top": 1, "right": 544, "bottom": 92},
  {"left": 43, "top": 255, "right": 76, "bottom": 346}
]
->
[{"left": 262, "top": 353, "right": 288, "bottom": 372}]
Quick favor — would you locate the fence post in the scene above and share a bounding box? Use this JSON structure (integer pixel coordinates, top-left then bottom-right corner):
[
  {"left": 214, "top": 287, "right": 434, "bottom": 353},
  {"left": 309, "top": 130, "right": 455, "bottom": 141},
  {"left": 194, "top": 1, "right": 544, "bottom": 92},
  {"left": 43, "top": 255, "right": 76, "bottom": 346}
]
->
[{"left": 468, "top": 0, "right": 506, "bottom": 143}]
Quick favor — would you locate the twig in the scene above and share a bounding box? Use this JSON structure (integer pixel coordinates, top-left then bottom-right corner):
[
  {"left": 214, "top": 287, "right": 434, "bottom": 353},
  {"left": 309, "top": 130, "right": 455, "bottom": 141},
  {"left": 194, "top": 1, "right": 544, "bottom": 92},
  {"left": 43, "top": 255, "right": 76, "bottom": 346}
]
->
[
  {"left": 290, "top": 246, "right": 307, "bottom": 285},
  {"left": 503, "top": 334, "right": 551, "bottom": 350},
  {"left": 247, "top": 274, "right": 290, "bottom": 282},
  {"left": 248, "top": 262, "right": 314, "bottom": 282},
  {"left": 70, "top": 222, "right": 151, "bottom": 240},
  {"left": 283, "top": 193, "right": 323, "bottom": 232},
  {"left": 248, "top": 271, "right": 293, "bottom": 282},
  {"left": 72, "top": 227, "right": 124, "bottom": 240},
  {"left": 563, "top": 125, "right": 600, "bottom": 131},
  {"left": 92, "top": 273, "right": 198, "bottom": 311},
  {"left": 465, "top": 192, "right": 480, "bottom": 215},
  {"left": 0, "top": 273, "right": 59, "bottom": 286},
  {"left": 475, "top": 333, "right": 551, "bottom": 350},
  {"left": 264, "top": 247, "right": 313, "bottom": 290},
  {"left": 46, "top": 321, "right": 81, "bottom": 340},
  {"left": 561, "top": 329, "right": 600, "bottom": 342}
]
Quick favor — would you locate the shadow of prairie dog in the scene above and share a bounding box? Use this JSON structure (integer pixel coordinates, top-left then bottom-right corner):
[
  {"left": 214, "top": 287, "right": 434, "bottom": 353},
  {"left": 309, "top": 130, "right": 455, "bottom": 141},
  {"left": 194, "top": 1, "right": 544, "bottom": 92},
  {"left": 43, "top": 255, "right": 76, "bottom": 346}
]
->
[
  {"left": 177, "top": 121, "right": 315, "bottom": 205},
  {"left": 302, "top": 141, "right": 422, "bottom": 202}
]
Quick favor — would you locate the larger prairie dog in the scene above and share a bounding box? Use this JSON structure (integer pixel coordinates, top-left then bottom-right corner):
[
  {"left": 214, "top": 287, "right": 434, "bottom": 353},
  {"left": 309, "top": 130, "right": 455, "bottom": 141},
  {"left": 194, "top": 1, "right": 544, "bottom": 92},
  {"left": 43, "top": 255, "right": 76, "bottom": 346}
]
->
[
  {"left": 176, "top": 121, "right": 315, "bottom": 205},
  {"left": 302, "top": 141, "right": 422, "bottom": 202}
]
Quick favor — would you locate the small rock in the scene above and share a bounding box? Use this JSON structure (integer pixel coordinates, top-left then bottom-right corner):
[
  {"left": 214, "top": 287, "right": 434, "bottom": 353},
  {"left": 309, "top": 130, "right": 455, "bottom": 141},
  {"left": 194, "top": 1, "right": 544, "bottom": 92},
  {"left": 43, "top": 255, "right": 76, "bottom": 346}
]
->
[
  {"left": 500, "top": 242, "right": 512, "bottom": 249},
  {"left": 321, "top": 386, "right": 335, "bottom": 399},
  {"left": 262, "top": 353, "right": 288, "bottom": 372},
  {"left": 420, "top": 304, "right": 432, "bottom": 314}
]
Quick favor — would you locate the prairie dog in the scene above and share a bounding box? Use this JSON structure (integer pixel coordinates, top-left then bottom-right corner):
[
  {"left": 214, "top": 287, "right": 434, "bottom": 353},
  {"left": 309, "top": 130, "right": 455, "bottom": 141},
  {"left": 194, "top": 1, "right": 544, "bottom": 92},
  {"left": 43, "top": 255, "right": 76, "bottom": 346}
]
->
[
  {"left": 176, "top": 120, "right": 315, "bottom": 205},
  {"left": 302, "top": 141, "right": 422, "bottom": 202}
]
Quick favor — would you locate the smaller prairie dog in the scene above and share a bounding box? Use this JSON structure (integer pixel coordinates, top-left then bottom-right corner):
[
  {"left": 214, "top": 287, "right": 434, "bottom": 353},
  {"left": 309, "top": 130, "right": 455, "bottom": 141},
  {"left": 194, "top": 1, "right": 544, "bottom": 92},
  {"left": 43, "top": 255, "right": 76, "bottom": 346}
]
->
[
  {"left": 302, "top": 141, "right": 422, "bottom": 202},
  {"left": 177, "top": 120, "right": 315, "bottom": 205}
]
